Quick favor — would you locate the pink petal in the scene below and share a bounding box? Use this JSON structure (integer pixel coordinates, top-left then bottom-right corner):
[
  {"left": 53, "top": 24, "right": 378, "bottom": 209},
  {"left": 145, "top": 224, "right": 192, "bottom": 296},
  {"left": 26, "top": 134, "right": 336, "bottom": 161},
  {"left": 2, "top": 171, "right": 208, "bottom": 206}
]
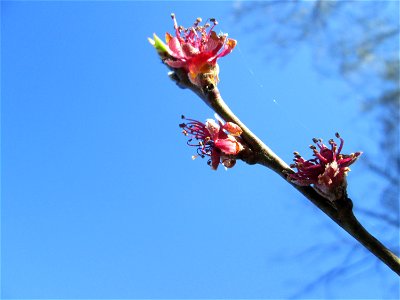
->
[
  {"left": 338, "top": 152, "right": 362, "bottom": 167},
  {"left": 205, "top": 119, "right": 220, "bottom": 140},
  {"left": 222, "top": 122, "right": 242, "bottom": 136},
  {"left": 215, "top": 138, "right": 241, "bottom": 155},
  {"left": 204, "top": 31, "right": 223, "bottom": 53},
  {"left": 210, "top": 148, "right": 221, "bottom": 170},
  {"left": 168, "top": 37, "right": 185, "bottom": 59},
  {"left": 182, "top": 43, "right": 200, "bottom": 57},
  {"left": 217, "top": 38, "right": 237, "bottom": 58},
  {"left": 165, "top": 59, "right": 187, "bottom": 68}
]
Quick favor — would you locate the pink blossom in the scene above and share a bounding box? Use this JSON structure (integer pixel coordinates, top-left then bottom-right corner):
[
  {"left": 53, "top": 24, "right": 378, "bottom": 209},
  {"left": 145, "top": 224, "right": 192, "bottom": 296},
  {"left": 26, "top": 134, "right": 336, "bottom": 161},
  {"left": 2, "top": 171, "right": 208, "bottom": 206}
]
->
[
  {"left": 149, "top": 14, "right": 237, "bottom": 87},
  {"left": 288, "top": 133, "right": 362, "bottom": 200},
  {"left": 179, "top": 116, "right": 243, "bottom": 170}
]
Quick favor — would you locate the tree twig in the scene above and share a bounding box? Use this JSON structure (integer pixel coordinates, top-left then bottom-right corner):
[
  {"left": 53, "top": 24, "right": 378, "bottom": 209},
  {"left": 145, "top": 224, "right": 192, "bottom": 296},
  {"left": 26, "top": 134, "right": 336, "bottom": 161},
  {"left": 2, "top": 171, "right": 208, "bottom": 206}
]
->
[{"left": 168, "top": 67, "right": 400, "bottom": 276}]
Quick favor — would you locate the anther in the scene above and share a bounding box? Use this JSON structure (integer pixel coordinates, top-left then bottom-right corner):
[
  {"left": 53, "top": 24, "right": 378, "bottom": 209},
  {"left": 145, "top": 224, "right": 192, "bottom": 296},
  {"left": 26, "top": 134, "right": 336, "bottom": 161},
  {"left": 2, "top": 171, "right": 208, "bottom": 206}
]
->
[
  {"left": 312, "top": 138, "right": 318, "bottom": 143},
  {"left": 335, "top": 132, "right": 340, "bottom": 138},
  {"left": 210, "top": 18, "right": 218, "bottom": 25}
]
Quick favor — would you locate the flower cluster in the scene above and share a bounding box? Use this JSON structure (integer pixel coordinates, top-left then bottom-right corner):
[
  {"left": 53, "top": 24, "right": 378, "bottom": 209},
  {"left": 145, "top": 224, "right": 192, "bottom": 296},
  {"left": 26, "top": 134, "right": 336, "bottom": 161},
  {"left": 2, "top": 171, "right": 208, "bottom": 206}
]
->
[
  {"left": 288, "top": 133, "right": 362, "bottom": 201},
  {"left": 151, "top": 15, "right": 364, "bottom": 200},
  {"left": 179, "top": 116, "right": 243, "bottom": 170},
  {"left": 149, "top": 14, "right": 237, "bottom": 87}
]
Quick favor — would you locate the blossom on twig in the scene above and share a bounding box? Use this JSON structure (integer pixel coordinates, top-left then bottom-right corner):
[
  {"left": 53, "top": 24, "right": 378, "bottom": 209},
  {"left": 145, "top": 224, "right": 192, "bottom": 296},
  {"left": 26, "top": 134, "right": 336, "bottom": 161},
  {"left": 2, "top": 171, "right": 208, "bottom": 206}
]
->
[
  {"left": 288, "top": 133, "right": 362, "bottom": 201},
  {"left": 179, "top": 115, "right": 243, "bottom": 170},
  {"left": 148, "top": 13, "right": 237, "bottom": 87}
]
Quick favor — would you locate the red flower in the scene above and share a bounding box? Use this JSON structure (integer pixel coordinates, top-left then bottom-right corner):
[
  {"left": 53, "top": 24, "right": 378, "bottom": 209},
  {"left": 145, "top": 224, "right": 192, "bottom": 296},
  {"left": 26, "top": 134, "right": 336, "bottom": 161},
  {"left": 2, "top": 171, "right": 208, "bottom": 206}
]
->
[
  {"left": 179, "top": 116, "right": 243, "bottom": 170},
  {"left": 288, "top": 133, "right": 362, "bottom": 201},
  {"left": 149, "top": 14, "right": 237, "bottom": 87}
]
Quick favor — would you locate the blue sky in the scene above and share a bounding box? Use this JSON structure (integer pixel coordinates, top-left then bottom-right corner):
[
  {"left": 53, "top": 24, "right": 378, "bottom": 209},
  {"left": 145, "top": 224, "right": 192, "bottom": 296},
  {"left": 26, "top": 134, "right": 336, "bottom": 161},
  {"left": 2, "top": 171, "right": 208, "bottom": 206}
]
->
[{"left": 2, "top": 1, "right": 399, "bottom": 299}]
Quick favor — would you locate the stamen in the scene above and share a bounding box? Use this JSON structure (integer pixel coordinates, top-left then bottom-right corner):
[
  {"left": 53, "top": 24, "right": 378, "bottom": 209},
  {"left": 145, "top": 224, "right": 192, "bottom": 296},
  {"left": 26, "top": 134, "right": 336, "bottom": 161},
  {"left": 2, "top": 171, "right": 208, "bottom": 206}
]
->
[
  {"left": 194, "top": 17, "right": 202, "bottom": 27},
  {"left": 171, "top": 13, "right": 178, "bottom": 30},
  {"left": 210, "top": 18, "right": 218, "bottom": 25},
  {"left": 314, "top": 150, "right": 329, "bottom": 164},
  {"left": 337, "top": 134, "right": 344, "bottom": 154},
  {"left": 209, "top": 18, "right": 218, "bottom": 34},
  {"left": 331, "top": 143, "right": 337, "bottom": 160}
]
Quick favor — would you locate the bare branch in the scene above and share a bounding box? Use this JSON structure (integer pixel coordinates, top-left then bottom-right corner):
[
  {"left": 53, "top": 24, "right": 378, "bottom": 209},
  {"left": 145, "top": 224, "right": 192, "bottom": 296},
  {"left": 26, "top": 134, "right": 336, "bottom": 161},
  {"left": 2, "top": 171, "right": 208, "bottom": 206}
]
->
[{"left": 166, "top": 65, "right": 400, "bottom": 275}]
